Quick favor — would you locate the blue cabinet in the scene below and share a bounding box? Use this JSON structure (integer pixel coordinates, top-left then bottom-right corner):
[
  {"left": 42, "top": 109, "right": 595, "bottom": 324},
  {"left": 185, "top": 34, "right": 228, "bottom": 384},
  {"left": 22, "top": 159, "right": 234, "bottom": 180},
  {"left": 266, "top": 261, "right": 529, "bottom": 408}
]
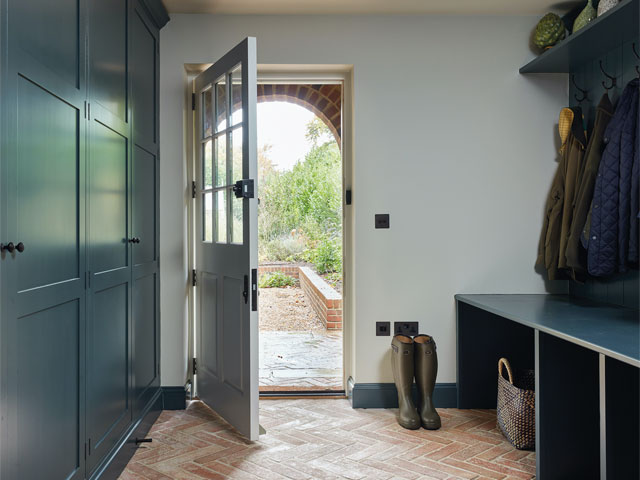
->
[{"left": 0, "top": 1, "right": 167, "bottom": 478}]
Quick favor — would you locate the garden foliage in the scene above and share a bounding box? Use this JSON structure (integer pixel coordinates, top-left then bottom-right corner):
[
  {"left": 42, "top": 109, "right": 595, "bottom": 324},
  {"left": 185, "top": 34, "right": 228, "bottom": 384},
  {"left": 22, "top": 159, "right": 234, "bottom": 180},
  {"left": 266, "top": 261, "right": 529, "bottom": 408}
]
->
[{"left": 259, "top": 117, "right": 342, "bottom": 274}]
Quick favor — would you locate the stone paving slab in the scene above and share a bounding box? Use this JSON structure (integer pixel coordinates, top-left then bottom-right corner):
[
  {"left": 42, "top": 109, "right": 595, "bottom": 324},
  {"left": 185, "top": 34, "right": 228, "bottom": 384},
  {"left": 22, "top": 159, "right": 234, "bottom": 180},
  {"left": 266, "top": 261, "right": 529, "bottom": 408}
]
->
[{"left": 260, "top": 331, "right": 343, "bottom": 389}]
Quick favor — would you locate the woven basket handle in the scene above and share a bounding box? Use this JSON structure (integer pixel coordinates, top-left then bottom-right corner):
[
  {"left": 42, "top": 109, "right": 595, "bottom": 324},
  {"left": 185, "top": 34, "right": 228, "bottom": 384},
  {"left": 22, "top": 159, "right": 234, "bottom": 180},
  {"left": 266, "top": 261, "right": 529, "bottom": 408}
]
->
[{"left": 498, "top": 357, "right": 514, "bottom": 385}]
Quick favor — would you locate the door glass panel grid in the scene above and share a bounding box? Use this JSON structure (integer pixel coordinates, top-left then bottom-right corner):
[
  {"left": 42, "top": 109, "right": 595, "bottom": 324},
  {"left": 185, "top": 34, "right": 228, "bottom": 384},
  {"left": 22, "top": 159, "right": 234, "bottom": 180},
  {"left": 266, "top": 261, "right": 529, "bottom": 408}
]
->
[{"left": 201, "top": 64, "right": 245, "bottom": 246}]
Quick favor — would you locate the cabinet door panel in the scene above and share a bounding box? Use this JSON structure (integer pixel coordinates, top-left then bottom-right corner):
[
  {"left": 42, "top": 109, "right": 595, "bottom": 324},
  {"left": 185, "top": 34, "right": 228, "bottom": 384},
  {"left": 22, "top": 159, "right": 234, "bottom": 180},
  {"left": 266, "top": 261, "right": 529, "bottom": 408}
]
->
[
  {"left": 90, "top": 0, "right": 128, "bottom": 122},
  {"left": 131, "top": 9, "right": 157, "bottom": 145},
  {"left": 4, "top": 69, "right": 86, "bottom": 480},
  {"left": 16, "top": 77, "right": 80, "bottom": 291},
  {"left": 10, "top": 0, "right": 80, "bottom": 88},
  {"left": 133, "top": 145, "right": 156, "bottom": 265},
  {"left": 87, "top": 283, "right": 130, "bottom": 472},
  {"left": 17, "top": 300, "right": 82, "bottom": 480},
  {"left": 133, "top": 273, "right": 158, "bottom": 413},
  {"left": 90, "top": 122, "right": 128, "bottom": 274}
]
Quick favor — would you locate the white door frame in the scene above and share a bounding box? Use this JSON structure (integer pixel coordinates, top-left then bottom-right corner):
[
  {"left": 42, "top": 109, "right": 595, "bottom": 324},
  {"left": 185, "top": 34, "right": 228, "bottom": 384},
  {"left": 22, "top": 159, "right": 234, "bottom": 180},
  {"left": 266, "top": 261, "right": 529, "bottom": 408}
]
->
[{"left": 184, "top": 64, "right": 355, "bottom": 394}]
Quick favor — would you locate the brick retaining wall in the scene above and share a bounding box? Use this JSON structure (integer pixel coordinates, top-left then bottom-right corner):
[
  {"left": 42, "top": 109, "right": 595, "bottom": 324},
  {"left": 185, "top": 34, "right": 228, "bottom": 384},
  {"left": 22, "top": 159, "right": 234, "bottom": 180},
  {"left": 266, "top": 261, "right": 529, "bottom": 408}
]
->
[
  {"left": 299, "top": 266, "right": 342, "bottom": 331},
  {"left": 258, "top": 264, "right": 301, "bottom": 279}
]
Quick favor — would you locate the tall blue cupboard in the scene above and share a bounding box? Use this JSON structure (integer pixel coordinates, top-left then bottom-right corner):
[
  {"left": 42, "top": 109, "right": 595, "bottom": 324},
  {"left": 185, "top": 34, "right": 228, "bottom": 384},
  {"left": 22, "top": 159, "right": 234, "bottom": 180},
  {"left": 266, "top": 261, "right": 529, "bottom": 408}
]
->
[{"left": 0, "top": 1, "right": 169, "bottom": 478}]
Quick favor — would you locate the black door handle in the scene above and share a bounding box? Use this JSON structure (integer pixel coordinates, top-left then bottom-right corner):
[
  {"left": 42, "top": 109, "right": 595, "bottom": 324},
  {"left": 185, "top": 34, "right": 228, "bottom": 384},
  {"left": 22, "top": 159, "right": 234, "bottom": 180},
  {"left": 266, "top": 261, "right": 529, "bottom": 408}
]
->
[
  {"left": 243, "top": 275, "right": 249, "bottom": 304},
  {"left": 1, "top": 242, "right": 24, "bottom": 253}
]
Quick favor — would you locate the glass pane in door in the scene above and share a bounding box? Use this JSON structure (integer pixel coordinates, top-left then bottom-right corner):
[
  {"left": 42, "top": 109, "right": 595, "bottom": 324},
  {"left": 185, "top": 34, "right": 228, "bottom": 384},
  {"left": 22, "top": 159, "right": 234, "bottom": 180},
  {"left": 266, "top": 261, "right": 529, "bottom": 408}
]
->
[
  {"left": 215, "top": 190, "right": 227, "bottom": 244},
  {"left": 203, "top": 192, "right": 212, "bottom": 242},
  {"left": 203, "top": 139, "right": 212, "bottom": 189},
  {"left": 231, "top": 65, "right": 242, "bottom": 126},
  {"left": 231, "top": 126, "right": 243, "bottom": 183},
  {"left": 216, "top": 77, "right": 227, "bottom": 132},
  {"left": 202, "top": 87, "right": 213, "bottom": 138},
  {"left": 215, "top": 134, "right": 227, "bottom": 187}
]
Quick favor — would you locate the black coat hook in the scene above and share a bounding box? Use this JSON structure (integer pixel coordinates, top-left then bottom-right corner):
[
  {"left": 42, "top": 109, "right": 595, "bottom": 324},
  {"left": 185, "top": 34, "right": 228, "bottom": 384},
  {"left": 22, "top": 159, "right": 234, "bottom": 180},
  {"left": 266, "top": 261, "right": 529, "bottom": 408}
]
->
[
  {"left": 633, "top": 43, "right": 639, "bottom": 77},
  {"left": 571, "top": 75, "right": 588, "bottom": 102},
  {"left": 599, "top": 61, "right": 617, "bottom": 90}
]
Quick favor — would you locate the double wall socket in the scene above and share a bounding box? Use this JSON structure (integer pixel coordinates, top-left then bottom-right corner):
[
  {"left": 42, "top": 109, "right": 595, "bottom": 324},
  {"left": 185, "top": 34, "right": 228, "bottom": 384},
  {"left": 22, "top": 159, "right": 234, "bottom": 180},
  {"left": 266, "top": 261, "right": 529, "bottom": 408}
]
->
[{"left": 394, "top": 321, "right": 419, "bottom": 336}]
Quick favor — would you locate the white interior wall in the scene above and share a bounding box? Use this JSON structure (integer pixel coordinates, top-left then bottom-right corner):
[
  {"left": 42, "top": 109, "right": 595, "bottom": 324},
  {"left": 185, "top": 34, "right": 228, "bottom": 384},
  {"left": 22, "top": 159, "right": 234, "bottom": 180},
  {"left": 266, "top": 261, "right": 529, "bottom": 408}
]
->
[{"left": 159, "top": 14, "right": 567, "bottom": 387}]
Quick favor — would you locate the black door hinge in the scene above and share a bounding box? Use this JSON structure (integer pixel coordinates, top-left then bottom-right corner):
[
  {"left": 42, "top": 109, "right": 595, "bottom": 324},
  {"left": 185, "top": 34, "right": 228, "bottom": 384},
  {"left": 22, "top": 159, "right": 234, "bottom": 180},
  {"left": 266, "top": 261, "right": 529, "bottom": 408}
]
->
[
  {"left": 192, "top": 358, "right": 197, "bottom": 375},
  {"left": 192, "top": 92, "right": 196, "bottom": 111},
  {"left": 192, "top": 269, "right": 197, "bottom": 287},
  {"left": 346, "top": 189, "right": 352, "bottom": 205},
  {"left": 192, "top": 181, "right": 197, "bottom": 199}
]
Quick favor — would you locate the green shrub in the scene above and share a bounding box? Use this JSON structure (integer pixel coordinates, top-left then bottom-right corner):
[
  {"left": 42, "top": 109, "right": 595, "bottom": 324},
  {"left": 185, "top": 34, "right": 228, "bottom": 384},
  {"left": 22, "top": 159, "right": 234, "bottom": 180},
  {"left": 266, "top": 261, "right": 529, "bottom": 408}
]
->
[
  {"left": 258, "top": 271, "right": 297, "bottom": 288},
  {"left": 259, "top": 235, "right": 306, "bottom": 263},
  {"left": 312, "top": 236, "right": 342, "bottom": 274},
  {"left": 258, "top": 117, "right": 343, "bottom": 274},
  {"left": 323, "top": 272, "right": 342, "bottom": 289}
]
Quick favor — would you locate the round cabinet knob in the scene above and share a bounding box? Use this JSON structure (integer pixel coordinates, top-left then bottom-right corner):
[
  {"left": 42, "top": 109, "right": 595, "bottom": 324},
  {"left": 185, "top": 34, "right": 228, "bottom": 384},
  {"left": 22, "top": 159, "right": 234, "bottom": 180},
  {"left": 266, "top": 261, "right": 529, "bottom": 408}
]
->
[
  {"left": 134, "top": 237, "right": 141, "bottom": 244},
  {"left": 15, "top": 242, "right": 25, "bottom": 253},
  {"left": 2, "top": 242, "right": 15, "bottom": 253}
]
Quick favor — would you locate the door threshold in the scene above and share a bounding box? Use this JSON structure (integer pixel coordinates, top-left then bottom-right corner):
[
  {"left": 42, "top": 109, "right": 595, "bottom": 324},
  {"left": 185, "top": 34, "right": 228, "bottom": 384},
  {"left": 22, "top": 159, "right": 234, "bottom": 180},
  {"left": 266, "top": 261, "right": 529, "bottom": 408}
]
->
[{"left": 260, "top": 390, "right": 346, "bottom": 399}]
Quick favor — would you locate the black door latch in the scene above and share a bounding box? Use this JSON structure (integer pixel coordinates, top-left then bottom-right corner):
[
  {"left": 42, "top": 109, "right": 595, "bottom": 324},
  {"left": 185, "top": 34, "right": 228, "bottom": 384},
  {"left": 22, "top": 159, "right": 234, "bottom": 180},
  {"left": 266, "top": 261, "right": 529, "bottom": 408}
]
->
[{"left": 233, "top": 179, "right": 254, "bottom": 199}]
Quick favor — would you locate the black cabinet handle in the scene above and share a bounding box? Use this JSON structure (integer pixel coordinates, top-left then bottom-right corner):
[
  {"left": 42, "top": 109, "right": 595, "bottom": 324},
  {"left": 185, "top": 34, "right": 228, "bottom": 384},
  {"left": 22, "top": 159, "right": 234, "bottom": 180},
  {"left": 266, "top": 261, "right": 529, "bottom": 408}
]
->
[
  {"left": 1, "top": 242, "right": 23, "bottom": 253},
  {"left": 128, "top": 237, "right": 141, "bottom": 244}
]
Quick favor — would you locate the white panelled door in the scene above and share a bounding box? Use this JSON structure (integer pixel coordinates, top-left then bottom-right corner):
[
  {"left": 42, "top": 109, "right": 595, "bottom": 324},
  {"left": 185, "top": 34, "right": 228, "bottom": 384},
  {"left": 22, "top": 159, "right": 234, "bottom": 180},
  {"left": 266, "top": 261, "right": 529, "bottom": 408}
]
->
[{"left": 194, "top": 37, "right": 259, "bottom": 440}]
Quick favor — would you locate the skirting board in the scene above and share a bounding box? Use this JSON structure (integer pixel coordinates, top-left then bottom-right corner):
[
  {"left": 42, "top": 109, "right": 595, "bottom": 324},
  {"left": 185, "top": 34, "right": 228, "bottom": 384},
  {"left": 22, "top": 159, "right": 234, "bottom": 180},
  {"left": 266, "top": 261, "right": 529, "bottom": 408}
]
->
[
  {"left": 351, "top": 383, "right": 457, "bottom": 409},
  {"left": 163, "top": 386, "right": 188, "bottom": 410}
]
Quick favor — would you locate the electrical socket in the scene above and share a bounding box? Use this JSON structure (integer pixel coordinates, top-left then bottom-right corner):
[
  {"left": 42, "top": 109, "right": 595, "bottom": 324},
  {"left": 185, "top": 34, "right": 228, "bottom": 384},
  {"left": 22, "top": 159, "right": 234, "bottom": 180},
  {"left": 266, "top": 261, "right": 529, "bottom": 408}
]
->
[
  {"left": 376, "top": 321, "right": 391, "bottom": 336},
  {"left": 394, "top": 321, "right": 419, "bottom": 336},
  {"left": 375, "top": 214, "right": 390, "bottom": 229}
]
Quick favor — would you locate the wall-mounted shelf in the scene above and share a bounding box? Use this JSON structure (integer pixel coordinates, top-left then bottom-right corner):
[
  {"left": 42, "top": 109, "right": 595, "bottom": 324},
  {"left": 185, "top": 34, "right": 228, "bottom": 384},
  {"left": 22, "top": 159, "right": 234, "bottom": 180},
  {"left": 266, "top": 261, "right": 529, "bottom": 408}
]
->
[{"left": 520, "top": 0, "right": 639, "bottom": 74}]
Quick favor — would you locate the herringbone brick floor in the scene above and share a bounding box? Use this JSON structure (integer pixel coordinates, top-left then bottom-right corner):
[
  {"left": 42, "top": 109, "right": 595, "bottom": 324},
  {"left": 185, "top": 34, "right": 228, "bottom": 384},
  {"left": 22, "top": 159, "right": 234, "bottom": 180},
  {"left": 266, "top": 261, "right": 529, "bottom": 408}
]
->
[{"left": 119, "top": 400, "right": 536, "bottom": 480}]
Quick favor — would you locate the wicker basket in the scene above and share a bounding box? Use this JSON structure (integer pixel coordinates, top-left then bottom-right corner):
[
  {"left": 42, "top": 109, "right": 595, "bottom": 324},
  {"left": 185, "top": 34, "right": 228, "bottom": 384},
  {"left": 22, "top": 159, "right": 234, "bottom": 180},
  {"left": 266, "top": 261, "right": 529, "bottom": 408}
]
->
[{"left": 496, "top": 357, "right": 535, "bottom": 450}]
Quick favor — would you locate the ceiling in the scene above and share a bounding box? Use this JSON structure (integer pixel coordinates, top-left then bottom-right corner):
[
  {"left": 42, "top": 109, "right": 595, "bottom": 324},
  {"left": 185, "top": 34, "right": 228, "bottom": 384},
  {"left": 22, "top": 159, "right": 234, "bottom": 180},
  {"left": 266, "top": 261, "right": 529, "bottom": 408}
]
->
[{"left": 162, "top": 0, "right": 579, "bottom": 16}]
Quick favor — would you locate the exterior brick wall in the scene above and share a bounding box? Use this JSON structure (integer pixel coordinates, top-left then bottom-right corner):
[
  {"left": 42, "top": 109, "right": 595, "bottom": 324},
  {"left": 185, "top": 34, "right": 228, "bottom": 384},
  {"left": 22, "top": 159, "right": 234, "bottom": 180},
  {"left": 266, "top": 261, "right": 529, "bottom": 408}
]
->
[
  {"left": 298, "top": 266, "right": 342, "bottom": 331},
  {"left": 258, "top": 264, "right": 301, "bottom": 279},
  {"left": 231, "top": 84, "right": 342, "bottom": 146}
]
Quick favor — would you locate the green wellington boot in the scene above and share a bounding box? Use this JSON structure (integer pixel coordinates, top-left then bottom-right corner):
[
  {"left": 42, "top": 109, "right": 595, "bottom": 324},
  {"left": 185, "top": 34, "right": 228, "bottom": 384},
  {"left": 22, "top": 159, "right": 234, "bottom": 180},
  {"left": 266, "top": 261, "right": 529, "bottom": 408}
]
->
[
  {"left": 391, "top": 335, "right": 421, "bottom": 430},
  {"left": 414, "top": 335, "right": 442, "bottom": 430}
]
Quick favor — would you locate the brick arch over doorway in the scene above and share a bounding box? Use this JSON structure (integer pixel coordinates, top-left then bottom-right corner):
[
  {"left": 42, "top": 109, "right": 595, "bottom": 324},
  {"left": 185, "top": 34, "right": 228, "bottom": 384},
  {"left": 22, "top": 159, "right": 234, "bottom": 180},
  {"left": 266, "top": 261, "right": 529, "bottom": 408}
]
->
[{"left": 257, "top": 84, "right": 342, "bottom": 145}]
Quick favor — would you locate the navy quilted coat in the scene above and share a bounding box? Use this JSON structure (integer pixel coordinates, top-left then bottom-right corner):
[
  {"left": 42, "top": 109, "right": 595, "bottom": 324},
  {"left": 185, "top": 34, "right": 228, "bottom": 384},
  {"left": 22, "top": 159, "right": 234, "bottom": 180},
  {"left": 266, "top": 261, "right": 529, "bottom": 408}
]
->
[{"left": 585, "top": 78, "right": 639, "bottom": 276}]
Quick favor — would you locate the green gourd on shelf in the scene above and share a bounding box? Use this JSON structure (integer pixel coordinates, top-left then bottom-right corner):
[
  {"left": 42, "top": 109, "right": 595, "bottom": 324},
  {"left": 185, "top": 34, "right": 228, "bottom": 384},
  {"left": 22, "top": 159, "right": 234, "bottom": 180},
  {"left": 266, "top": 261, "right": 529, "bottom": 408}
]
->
[
  {"left": 573, "top": 0, "right": 597, "bottom": 33},
  {"left": 533, "top": 13, "right": 566, "bottom": 50}
]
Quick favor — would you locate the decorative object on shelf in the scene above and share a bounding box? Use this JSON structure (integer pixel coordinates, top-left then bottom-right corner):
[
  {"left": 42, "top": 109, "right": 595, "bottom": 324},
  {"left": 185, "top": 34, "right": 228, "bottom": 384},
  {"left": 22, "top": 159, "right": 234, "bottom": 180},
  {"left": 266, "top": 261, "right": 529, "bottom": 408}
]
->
[
  {"left": 496, "top": 358, "right": 536, "bottom": 450},
  {"left": 573, "top": 0, "right": 597, "bottom": 33},
  {"left": 597, "top": 0, "right": 619, "bottom": 17},
  {"left": 533, "top": 12, "right": 566, "bottom": 50}
]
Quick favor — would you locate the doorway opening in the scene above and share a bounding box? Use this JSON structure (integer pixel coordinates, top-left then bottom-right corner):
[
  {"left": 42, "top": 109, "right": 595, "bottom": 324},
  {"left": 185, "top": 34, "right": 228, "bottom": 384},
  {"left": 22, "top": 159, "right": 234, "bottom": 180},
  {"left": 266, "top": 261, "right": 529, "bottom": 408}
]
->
[{"left": 257, "top": 84, "right": 344, "bottom": 393}]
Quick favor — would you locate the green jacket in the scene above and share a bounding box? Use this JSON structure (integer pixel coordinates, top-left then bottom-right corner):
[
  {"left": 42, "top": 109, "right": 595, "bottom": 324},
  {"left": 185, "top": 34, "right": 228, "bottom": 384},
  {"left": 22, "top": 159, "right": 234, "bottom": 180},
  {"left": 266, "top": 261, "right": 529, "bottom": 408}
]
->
[
  {"left": 565, "top": 94, "right": 614, "bottom": 278},
  {"left": 536, "top": 106, "right": 586, "bottom": 280}
]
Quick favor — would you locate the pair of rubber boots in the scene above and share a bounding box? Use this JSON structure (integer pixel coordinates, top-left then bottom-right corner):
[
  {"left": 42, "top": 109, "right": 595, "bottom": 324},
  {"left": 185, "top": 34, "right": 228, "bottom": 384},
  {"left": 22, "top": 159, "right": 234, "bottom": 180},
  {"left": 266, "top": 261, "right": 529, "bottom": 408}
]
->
[{"left": 391, "top": 334, "right": 441, "bottom": 430}]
